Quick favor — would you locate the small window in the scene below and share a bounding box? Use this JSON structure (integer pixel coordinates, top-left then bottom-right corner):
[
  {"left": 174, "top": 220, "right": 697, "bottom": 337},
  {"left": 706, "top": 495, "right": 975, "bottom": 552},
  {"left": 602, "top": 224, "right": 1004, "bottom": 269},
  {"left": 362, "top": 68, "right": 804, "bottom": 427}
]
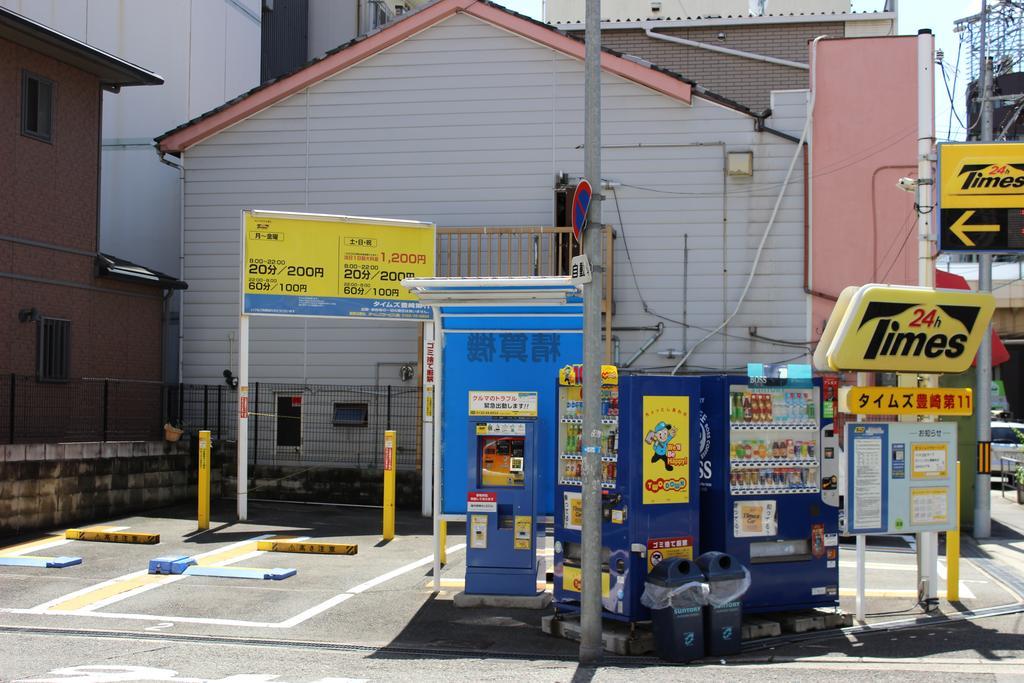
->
[
  {"left": 333, "top": 402, "right": 368, "bottom": 427},
  {"left": 22, "top": 72, "right": 54, "bottom": 142},
  {"left": 37, "top": 317, "right": 70, "bottom": 382}
]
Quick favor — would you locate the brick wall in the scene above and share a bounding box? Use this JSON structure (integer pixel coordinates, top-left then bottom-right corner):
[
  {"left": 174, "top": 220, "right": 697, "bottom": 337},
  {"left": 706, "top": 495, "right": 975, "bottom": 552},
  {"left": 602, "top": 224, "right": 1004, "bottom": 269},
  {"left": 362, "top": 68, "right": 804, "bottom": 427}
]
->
[
  {"left": 568, "top": 22, "right": 844, "bottom": 111},
  {"left": 0, "top": 35, "right": 165, "bottom": 382},
  {"left": 0, "top": 441, "right": 195, "bottom": 537},
  {"left": 0, "top": 37, "right": 100, "bottom": 249}
]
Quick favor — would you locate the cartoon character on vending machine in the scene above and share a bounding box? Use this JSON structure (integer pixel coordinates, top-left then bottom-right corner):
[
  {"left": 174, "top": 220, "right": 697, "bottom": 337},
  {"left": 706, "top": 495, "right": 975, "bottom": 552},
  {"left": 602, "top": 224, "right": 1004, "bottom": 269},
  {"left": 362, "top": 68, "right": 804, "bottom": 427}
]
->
[{"left": 645, "top": 421, "right": 678, "bottom": 472}]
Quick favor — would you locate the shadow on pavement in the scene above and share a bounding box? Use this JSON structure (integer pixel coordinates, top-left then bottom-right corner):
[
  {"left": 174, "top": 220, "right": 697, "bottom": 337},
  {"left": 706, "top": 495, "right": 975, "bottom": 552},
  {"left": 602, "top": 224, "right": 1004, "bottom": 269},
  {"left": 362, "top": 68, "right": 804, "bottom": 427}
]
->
[
  {"left": 759, "top": 612, "right": 1024, "bottom": 662},
  {"left": 367, "top": 592, "right": 579, "bottom": 660}
]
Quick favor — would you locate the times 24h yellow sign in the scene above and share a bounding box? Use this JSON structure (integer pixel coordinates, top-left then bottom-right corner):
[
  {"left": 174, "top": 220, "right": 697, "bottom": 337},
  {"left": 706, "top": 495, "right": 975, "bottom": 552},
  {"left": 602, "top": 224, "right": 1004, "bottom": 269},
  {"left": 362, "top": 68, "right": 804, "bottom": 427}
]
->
[
  {"left": 816, "top": 284, "right": 995, "bottom": 374},
  {"left": 938, "top": 142, "right": 1024, "bottom": 252},
  {"left": 242, "top": 210, "right": 435, "bottom": 320}
]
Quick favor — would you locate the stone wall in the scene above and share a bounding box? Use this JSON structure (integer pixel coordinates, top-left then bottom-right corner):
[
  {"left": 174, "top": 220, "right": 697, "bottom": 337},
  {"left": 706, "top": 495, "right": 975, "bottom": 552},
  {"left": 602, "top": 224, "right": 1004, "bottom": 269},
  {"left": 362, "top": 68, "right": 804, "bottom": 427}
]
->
[{"left": 0, "top": 441, "right": 195, "bottom": 537}]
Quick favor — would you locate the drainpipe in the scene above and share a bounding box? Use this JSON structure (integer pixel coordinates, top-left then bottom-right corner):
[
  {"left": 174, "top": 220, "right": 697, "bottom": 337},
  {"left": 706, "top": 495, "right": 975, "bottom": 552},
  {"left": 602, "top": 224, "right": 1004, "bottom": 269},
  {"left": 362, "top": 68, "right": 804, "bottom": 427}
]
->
[
  {"left": 159, "top": 151, "right": 186, "bottom": 383},
  {"left": 643, "top": 23, "right": 809, "bottom": 71}
]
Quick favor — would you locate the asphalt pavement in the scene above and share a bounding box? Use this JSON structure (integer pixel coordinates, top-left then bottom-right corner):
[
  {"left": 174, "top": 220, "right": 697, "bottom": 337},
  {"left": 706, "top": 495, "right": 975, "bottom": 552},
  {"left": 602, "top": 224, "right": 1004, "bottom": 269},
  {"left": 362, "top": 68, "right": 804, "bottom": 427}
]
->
[{"left": 0, "top": 495, "right": 1021, "bottom": 681}]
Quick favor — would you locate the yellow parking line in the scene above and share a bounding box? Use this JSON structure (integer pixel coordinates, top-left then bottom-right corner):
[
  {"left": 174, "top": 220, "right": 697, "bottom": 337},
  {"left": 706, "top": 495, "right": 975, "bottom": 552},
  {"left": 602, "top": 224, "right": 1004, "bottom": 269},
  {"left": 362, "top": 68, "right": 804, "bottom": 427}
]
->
[
  {"left": 48, "top": 573, "right": 172, "bottom": 612},
  {"left": 0, "top": 526, "right": 123, "bottom": 557},
  {"left": 41, "top": 534, "right": 300, "bottom": 613}
]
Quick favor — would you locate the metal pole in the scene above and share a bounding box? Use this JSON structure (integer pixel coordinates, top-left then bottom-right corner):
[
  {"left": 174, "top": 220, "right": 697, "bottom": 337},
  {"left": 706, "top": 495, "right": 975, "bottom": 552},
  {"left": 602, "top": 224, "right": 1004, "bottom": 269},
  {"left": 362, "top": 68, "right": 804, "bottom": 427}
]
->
[
  {"left": 855, "top": 371, "right": 869, "bottom": 623},
  {"left": 916, "top": 28, "right": 939, "bottom": 606},
  {"left": 974, "top": 4, "right": 993, "bottom": 538},
  {"left": 237, "top": 313, "right": 249, "bottom": 522},
  {"left": 580, "top": 0, "right": 604, "bottom": 665}
]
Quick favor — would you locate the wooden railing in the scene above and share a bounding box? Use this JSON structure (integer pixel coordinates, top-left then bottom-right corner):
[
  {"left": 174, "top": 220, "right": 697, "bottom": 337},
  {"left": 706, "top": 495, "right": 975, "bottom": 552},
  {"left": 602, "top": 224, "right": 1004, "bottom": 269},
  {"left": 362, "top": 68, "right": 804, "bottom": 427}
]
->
[{"left": 436, "top": 225, "right": 615, "bottom": 359}]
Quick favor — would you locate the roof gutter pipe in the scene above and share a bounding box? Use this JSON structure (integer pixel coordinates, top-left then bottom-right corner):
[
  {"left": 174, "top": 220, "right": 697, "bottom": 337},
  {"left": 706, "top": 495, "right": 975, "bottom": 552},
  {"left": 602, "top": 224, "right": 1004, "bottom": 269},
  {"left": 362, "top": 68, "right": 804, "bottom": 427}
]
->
[{"left": 642, "top": 23, "right": 809, "bottom": 71}]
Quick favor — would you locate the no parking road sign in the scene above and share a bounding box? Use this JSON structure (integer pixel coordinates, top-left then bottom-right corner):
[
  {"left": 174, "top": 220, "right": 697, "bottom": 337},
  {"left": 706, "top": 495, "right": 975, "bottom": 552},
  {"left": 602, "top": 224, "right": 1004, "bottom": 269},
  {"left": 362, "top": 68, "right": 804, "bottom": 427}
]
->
[{"left": 571, "top": 180, "right": 592, "bottom": 244}]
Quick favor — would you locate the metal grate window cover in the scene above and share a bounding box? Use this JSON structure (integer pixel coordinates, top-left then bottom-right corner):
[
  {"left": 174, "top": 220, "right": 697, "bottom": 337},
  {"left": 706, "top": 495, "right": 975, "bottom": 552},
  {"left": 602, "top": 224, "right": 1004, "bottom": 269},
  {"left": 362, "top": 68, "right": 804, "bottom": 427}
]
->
[
  {"left": 38, "top": 317, "right": 70, "bottom": 382},
  {"left": 333, "top": 402, "right": 368, "bottom": 427}
]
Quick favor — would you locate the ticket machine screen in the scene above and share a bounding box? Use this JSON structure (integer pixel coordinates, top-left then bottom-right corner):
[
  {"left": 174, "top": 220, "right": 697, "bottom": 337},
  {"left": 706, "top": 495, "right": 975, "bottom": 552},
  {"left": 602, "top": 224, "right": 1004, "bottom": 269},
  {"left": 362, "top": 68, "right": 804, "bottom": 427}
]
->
[{"left": 479, "top": 436, "right": 526, "bottom": 488}]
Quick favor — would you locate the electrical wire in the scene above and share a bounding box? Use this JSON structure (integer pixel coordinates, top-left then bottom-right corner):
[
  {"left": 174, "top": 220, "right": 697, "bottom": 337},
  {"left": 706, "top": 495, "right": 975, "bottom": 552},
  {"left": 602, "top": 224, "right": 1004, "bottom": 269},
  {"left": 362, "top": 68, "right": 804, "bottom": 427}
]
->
[
  {"left": 670, "top": 35, "right": 827, "bottom": 373},
  {"left": 946, "top": 41, "right": 964, "bottom": 136},
  {"left": 876, "top": 205, "right": 920, "bottom": 284},
  {"left": 607, "top": 185, "right": 816, "bottom": 351},
  {"left": 612, "top": 127, "right": 916, "bottom": 200}
]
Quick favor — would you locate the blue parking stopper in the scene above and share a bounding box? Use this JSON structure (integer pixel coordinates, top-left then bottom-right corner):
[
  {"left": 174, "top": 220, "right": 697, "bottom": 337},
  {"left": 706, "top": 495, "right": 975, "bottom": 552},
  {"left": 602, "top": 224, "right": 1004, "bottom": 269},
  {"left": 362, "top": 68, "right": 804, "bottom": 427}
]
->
[
  {"left": 149, "top": 555, "right": 196, "bottom": 575},
  {"left": 266, "top": 568, "right": 297, "bottom": 580},
  {"left": 45, "top": 556, "right": 83, "bottom": 568}
]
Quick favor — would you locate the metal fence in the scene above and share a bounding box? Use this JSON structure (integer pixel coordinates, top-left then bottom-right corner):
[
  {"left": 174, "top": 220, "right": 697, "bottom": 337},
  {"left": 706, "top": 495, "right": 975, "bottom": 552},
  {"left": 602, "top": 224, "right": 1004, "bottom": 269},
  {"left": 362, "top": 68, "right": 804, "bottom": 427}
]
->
[
  {"left": 1, "top": 374, "right": 164, "bottom": 444},
  {"left": 167, "top": 383, "right": 422, "bottom": 471}
]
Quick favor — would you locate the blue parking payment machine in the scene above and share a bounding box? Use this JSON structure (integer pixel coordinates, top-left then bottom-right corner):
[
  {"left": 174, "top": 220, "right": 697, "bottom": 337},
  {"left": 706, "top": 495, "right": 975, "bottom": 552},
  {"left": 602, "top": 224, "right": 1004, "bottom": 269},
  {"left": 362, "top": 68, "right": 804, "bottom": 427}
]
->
[{"left": 465, "top": 391, "right": 540, "bottom": 596}]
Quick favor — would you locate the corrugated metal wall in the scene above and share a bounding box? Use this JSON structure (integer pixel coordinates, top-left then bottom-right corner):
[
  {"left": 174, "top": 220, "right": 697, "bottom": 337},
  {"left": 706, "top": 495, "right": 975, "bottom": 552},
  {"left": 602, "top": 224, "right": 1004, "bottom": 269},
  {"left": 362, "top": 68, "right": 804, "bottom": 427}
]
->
[{"left": 183, "top": 12, "right": 809, "bottom": 388}]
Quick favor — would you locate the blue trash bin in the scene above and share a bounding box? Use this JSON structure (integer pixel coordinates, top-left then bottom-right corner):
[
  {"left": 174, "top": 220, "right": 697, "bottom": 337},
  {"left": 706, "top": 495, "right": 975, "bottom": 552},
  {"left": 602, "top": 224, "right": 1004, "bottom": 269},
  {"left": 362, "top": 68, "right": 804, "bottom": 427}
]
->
[
  {"left": 642, "top": 557, "right": 708, "bottom": 663},
  {"left": 696, "top": 551, "right": 750, "bottom": 657}
]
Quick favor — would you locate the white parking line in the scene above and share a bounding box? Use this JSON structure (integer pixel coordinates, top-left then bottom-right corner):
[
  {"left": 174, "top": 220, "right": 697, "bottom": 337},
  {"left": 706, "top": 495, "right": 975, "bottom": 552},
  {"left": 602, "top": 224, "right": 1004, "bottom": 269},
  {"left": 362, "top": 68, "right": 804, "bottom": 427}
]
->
[
  {"left": 25, "top": 535, "right": 277, "bottom": 613},
  {"left": 3, "top": 543, "right": 468, "bottom": 629}
]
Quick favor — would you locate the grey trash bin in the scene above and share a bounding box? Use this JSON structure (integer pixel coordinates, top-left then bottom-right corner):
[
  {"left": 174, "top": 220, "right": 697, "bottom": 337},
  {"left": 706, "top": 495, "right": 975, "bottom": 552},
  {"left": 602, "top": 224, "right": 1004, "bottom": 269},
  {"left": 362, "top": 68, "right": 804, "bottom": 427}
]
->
[
  {"left": 642, "top": 557, "right": 707, "bottom": 663},
  {"left": 696, "top": 551, "right": 750, "bottom": 657}
]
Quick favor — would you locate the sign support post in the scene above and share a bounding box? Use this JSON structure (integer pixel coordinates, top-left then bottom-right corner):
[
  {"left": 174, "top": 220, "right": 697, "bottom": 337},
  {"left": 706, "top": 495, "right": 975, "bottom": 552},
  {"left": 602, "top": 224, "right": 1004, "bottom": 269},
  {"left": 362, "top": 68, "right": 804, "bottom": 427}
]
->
[
  {"left": 238, "top": 313, "right": 249, "bottom": 522},
  {"left": 975, "top": 18, "right": 994, "bottom": 537},
  {"left": 855, "top": 371, "right": 868, "bottom": 623}
]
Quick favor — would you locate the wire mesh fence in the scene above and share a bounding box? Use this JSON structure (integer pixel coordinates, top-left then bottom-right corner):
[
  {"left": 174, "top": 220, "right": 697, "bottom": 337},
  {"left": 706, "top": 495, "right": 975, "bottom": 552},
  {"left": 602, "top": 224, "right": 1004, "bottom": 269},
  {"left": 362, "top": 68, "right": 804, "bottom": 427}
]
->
[
  {"left": 0, "top": 374, "right": 164, "bottom": 444},
  {"left": 167, "top": 383, "right": 422, "bottom": 471}
]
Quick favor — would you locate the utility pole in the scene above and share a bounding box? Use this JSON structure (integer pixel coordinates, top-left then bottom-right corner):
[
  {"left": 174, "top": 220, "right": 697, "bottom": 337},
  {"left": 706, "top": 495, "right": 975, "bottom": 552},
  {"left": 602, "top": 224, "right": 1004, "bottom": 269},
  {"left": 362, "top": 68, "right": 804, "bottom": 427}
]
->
[
  {"left": 915, "top": 28, "right": 938, "bottom": 605},
  {"left": 974, "top": 0, "right": 994, "bottom": 539},
  {"left": 579, "top": 0, "right": 604, "bottom": 665}
]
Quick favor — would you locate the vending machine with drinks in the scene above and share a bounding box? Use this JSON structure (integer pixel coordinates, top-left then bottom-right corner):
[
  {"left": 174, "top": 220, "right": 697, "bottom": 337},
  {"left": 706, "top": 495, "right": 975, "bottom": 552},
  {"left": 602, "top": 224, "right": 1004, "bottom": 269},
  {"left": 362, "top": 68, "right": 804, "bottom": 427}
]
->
[
  {"left": 553, "top": 366, "right": 702, "bottom": 622},
  {"left": 699, "top": 374, "right": 839, "bottom": 612}
]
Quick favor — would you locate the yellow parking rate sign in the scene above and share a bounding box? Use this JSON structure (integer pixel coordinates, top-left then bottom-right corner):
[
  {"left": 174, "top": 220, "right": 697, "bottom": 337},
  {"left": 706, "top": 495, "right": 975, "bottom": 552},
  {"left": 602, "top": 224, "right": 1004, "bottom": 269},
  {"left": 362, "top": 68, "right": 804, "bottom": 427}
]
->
[{"left": 242, "top": 210, "right": 435, "bottom": 320}]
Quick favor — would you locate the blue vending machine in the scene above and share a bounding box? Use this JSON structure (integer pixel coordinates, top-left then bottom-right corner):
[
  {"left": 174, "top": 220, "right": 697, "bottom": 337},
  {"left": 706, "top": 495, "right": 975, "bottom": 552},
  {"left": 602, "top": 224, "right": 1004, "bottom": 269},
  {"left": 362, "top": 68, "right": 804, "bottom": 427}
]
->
[
  {"left": 553, "top": 367, "right": 702, "bottom": 621},
  {"left": 465, "top": 414, "right": 540, "bottom": 596},
  {"left": 699, "top": 375, "right": 840, "bottom": 613}
]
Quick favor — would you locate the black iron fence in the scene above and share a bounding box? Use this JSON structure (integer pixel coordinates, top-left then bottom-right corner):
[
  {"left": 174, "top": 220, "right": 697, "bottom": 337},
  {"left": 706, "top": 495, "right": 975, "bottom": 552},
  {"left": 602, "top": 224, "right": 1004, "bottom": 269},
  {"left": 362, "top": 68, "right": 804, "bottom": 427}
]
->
[
  {"left": 167, "top": 383, "right": 423, "bottom": 470},
  {"left": 1, "top": 375, "right": 423, "bottom": 471},
  {"left": 1, "top": 374, "right": 164, "bottom": 444}
]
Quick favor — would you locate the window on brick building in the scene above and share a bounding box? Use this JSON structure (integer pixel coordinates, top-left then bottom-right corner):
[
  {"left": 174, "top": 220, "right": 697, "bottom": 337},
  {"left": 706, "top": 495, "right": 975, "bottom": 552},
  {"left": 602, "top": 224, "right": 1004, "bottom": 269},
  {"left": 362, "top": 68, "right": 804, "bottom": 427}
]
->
[
  {"left": 37, "top": 317, "right": 70, "bottom": 382},
  {"left": 21, "top": 71, "right": 54, "bottom": 142}
]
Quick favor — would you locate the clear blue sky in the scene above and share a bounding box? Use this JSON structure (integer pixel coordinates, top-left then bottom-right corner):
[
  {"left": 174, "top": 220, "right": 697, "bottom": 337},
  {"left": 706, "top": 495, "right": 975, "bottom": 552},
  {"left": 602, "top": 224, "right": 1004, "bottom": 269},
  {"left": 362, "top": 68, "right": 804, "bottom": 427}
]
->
[{"left": 496, "top": 0, "right": 981, "bottom": 141}]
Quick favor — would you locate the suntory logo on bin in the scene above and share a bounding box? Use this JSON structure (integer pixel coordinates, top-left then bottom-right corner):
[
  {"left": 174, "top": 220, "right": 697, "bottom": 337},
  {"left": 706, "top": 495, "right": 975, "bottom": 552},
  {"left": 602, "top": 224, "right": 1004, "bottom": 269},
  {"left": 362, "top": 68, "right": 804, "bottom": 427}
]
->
[{"left": 819, "top": 285, "right": 995, "bottom": 374}]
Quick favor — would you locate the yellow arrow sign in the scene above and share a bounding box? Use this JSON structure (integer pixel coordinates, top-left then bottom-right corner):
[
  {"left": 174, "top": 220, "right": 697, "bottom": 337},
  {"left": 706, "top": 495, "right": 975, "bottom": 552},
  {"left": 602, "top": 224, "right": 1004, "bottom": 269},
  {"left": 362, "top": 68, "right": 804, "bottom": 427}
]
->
[{"left": 950, "top": 209, "right": 1001, "bottom": 247}]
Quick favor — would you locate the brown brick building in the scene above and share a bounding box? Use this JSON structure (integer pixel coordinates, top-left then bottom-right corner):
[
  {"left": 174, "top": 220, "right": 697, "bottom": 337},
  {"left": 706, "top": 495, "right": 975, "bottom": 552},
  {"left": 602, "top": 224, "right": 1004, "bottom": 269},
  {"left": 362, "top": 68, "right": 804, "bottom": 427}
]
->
[
  {"left": 0, "top": 7, "right": 184, "bottom": 440},
  {"left": 560, "top": 12, "right": 896, "bottom": 111}
]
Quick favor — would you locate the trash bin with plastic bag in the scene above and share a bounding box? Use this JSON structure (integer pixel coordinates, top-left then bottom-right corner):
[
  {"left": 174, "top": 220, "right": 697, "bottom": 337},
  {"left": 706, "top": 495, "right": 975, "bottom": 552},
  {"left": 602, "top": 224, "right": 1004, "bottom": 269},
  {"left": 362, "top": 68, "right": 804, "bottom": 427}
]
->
[
  {"left": 641, "top": 557, "right": 708, "bottom": 662},
  {"left": 696, "top": 551, "right": 751, "bottom": 656}
]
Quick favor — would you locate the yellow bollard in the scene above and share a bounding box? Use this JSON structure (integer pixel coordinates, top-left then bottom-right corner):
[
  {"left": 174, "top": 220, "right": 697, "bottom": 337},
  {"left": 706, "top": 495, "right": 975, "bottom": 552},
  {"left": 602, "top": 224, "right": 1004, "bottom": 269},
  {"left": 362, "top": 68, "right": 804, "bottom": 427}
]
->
[
  {"left": 198, "top": 430, "right": 211, "bottom": 530},
  {"left": 947, "top": 460, "right": 960, "bottom": 602},
  {"left": 383, "top": 430, "right": 396, "bottom": 541},
  {"left": 439, "top": 520, "right": 448, "bottom": 565}
]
